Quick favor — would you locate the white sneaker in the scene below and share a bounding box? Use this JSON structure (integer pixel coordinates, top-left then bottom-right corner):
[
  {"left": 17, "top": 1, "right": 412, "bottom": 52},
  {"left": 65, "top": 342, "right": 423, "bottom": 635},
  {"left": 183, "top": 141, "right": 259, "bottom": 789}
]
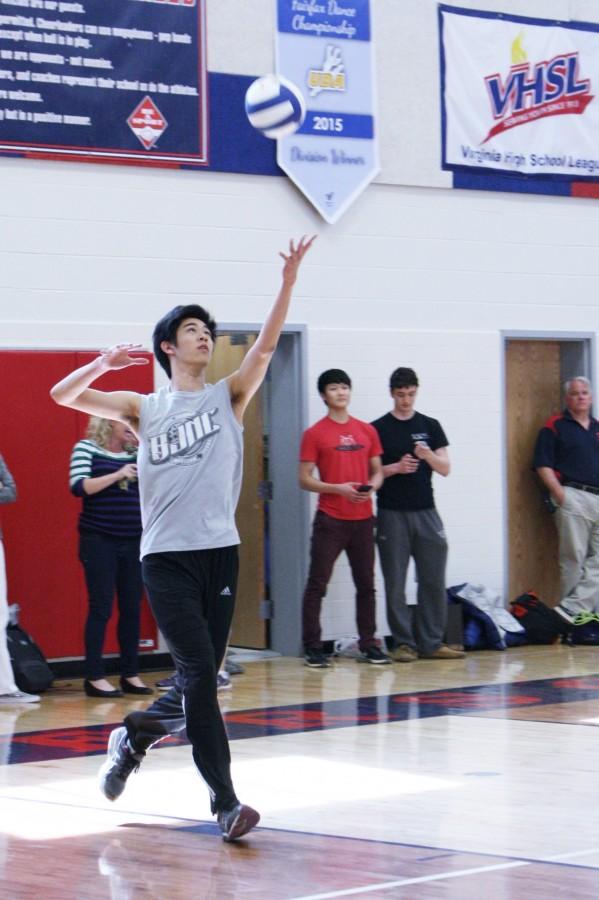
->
[
  {"left": 554, "top": 604, "right": 576, "bottom": 625},
  {"left": 0, "top": 690, "right": 40, "bottom": 704}
]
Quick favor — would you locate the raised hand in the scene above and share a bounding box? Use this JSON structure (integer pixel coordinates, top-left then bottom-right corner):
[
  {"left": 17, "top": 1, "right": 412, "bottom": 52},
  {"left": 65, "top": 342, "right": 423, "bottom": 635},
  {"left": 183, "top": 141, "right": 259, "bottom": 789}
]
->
[
  {"left": 99, "top": 344, "right": 149, "bottom": 371},
  {"left": 280, "top": 235, "right": 317, "bottom": 286},
  {"left": 413, "top": 442, "right": 431, "bottom": 461}
]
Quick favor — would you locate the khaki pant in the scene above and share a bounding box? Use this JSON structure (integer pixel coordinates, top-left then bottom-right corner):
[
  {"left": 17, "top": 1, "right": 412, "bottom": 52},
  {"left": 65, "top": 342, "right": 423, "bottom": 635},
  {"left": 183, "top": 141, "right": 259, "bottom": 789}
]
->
[{"left": 555, "top": 486, "right": 599, "bottom": 614}]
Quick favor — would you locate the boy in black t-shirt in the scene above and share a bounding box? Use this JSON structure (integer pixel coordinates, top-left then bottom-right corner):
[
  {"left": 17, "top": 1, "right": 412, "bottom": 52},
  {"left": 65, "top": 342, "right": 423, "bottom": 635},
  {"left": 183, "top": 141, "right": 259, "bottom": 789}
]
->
[{"left": 372, "top": 368, "right": 465, "bottom": 662}]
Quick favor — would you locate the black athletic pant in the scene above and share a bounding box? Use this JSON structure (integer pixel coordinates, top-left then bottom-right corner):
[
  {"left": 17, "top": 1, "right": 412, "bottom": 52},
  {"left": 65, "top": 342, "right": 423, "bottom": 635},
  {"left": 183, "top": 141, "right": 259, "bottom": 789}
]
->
[
  {"left": 79, "top": 531, "right": 143, "bottom": 681},
  {"left": 125, "top": 547, "right": 239, "bottom": 814}
]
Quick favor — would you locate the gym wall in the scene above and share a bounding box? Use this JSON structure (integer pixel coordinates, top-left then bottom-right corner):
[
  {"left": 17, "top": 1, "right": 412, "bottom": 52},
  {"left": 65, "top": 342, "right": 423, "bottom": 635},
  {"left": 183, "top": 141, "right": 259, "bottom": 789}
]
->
[{"left": 1, "top": 0, "right": 599, "bottom": 650}]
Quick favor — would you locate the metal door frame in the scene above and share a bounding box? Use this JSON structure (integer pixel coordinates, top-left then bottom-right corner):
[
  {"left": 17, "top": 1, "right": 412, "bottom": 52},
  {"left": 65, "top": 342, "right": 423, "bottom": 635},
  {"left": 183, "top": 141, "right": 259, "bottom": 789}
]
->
[
  {"left": 217, "top": 324, "right": 309, "bottom": 656},
  {"left": 501, "top": 331, "right": 595, "bottom": 601}
]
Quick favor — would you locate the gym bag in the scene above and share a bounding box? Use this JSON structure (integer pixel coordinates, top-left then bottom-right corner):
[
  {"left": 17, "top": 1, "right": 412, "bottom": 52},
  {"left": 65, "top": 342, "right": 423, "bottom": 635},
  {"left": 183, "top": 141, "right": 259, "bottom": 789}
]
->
[
  {"left": 566, "top": 612, "right": 599, "bottom": 646},
  {"left": 6, "top": 624, "right": 54, "bottom": 693},
  {"left": 509, "top": 592, "right": 570, "bottom": 644},
  {"left": 448, "top": 584, "right": 526, "bottom": 651}
]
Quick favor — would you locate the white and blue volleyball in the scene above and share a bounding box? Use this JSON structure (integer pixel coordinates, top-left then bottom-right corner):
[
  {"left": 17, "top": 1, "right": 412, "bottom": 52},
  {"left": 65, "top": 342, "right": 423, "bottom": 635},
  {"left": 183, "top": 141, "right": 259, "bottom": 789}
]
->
[{"left": 245, "top": 74, "right": 306, "bottom": 140}]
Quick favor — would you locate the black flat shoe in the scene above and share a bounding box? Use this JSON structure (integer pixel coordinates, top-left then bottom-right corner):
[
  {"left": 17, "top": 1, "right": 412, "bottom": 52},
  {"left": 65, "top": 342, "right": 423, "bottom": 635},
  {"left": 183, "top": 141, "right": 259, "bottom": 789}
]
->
[
  {"left": 84, "top": 680, "right": 123, "bottom": 698},
  {"left": 120, "top": 678, "right": 154, "bottom": 696}
]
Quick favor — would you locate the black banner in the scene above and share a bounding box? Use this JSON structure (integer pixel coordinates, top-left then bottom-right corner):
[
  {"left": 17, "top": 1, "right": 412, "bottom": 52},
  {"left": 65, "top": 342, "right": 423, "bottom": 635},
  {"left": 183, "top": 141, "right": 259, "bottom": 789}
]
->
[{"left": 0, "top": 0, "right": 207, "bottom": 165}]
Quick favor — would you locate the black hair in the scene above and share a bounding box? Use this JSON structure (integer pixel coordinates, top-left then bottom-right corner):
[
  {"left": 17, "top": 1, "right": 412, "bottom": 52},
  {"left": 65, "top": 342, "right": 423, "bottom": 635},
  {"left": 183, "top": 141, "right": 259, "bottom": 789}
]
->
[
  {"left": 317, "top": 369, "right": 352, "bottom": 394},
  {"left": 389, "top": 367, "right": 419, "bottom": 390},
  {"left": 152, "top": 304, "right": 217, "bottom": 378}
]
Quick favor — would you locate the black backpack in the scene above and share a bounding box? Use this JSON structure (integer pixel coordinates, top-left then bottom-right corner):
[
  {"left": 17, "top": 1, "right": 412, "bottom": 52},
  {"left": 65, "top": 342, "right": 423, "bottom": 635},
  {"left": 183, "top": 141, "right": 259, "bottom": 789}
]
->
[
  {"left": 509, "top": 592, "right": 570, "bottom": 644},
  {"left": 6, "top": 624, "right": 54, "bottom": 693}
]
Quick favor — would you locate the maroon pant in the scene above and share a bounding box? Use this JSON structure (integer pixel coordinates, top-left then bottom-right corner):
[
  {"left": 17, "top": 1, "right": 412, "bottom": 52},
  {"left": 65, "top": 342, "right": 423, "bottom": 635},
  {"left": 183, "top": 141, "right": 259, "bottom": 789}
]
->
[{"left": 302, "top": 510, "right": 377, "bottom": 651}]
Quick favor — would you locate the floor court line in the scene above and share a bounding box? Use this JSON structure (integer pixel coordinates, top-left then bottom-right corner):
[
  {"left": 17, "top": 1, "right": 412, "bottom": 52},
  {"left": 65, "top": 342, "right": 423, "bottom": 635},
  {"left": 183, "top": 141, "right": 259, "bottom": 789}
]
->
[
  {"left": 7, "top": 784, "right": 599, "bottom": 878},
  {"left": 6, "top": 672, "right": 599, "bottom": 765},
  {"left": 259, "top": 826, "right": 599, "bottom": 866},
  {"left": 4, "top": 783, "right": 599, "bottom": 864},
  {"left": 543, "top": 846, "right": 599, "bottom": 863},
  {"left": 289, "top": 846, "right": 599, "bottom": 899},
  {"left": 289, "top": 860, "right": 530, "bottom": 899}
]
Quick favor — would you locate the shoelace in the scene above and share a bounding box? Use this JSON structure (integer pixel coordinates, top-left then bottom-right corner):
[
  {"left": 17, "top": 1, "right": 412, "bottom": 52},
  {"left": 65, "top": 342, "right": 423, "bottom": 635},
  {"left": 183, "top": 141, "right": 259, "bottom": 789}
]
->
[
  {"left": 572, "top": 612, "right": 599, "bottom": 626},
  {"left": 116, "top": 744, "right": 142, "bottom": 777}
]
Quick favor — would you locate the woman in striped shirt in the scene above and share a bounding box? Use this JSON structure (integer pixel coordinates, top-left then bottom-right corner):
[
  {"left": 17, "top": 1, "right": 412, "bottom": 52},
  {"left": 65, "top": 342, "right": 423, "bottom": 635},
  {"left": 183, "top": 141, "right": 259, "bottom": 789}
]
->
[{"left": 70, "top": 418, "right": 152, "bottom": 698}]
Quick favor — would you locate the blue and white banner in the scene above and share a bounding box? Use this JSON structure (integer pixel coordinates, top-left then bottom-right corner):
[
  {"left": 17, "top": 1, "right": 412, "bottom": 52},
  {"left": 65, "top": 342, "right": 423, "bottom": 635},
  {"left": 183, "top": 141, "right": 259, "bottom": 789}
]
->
[
  {"left": 0, "top": 0, "right": 207, "bottom": 167},
  {"left": 440, "top": 5, "right": 599, "bottom": 179},
  {"left": 276, "top": 0, "right": 379, "bottom": 224}
]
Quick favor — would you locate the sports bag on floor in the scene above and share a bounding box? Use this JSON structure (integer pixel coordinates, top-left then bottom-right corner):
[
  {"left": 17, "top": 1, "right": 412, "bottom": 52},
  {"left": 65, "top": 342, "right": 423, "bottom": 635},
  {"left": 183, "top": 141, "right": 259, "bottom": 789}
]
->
[
  {"left": 6, "top": 624, "right": 54, "bottom": 693},
  {"left": 566, "top": 612, "right": 599, "bottom": 645},
  {"left": 509, "top": 592, "right": 570, "bottom": 644},
  {"left": 447, "top": 584, "right": 526, "bottom": 651}
]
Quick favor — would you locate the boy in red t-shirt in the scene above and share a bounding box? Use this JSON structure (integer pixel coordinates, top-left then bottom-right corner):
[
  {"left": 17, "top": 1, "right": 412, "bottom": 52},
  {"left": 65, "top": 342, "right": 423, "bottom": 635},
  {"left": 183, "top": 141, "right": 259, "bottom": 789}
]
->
[{"left": 299, "top": 369, "right": 391, "bottom": 667}]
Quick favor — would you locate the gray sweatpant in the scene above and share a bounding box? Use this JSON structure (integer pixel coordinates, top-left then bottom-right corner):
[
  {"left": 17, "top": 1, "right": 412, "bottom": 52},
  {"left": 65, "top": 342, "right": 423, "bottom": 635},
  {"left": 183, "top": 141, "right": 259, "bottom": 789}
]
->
[{"left": 376, "top": 507, "right": 448, "bottom": 656}]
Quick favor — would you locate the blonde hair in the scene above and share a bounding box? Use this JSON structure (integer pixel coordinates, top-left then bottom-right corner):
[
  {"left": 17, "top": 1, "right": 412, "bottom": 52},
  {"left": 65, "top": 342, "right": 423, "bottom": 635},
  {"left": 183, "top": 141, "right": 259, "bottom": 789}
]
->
[{"left": 86, "top": 417, "right": 114, "bottom": 449}]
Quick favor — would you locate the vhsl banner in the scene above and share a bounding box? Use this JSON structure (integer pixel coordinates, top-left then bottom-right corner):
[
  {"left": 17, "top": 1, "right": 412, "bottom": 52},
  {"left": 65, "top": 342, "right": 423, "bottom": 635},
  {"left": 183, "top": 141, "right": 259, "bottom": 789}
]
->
[
  {"left": 276, "top": 0, "right": 379, "bottom": 224},
  {"left": 440, "top": 5, "right": 599, "bottom": 179}
]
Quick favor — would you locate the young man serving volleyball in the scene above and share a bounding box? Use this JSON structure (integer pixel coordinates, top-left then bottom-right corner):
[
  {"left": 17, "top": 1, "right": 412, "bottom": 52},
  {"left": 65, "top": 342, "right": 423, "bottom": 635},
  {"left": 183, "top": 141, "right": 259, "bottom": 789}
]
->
[{"left": 50, "top": 235, "right": 314, "bottom": 842}]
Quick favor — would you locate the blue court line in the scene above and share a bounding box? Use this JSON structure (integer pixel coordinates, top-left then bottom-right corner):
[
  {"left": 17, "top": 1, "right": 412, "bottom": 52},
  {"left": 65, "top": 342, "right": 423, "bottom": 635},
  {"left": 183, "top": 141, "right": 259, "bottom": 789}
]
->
[
  {"left": 174, "top": 823, "right": 599, "bottom": 870},
  {"left": 3, "top": 673, "right": 599, "bottom": 765}
]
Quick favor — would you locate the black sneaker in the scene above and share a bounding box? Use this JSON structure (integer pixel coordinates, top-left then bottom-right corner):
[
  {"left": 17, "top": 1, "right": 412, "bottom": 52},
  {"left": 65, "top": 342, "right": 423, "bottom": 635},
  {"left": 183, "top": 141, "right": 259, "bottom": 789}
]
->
[
  {"left": 358, "top": 646, "right": 392, "bottom": 665},
  {"left": 304, "top": 649, "right": 330, "bottom": 668},
  {"left": 99, "top": 727, "right": 145, "bottom": 801},
  {"left": 217, "top": 803, "right": 260, "bottom": 842},
  {"left": 156, "top": 674, "right": 176, "bottom": 691}
]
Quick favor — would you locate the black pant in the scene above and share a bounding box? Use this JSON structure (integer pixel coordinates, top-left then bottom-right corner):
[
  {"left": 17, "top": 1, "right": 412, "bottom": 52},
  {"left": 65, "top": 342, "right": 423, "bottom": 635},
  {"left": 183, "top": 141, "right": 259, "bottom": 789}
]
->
[
  {"left": 125, "top": 547, "right": 239, "bottom": 814},
  {"left": 79, "top": 531, "right": 143, "bottom": 680}
]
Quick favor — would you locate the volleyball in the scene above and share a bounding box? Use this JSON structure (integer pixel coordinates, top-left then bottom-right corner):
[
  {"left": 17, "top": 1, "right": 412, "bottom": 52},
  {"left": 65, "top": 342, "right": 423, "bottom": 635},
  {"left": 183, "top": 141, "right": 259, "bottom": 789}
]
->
[{"left": 244, "top": 74, "right": 306, "bottom": 140}]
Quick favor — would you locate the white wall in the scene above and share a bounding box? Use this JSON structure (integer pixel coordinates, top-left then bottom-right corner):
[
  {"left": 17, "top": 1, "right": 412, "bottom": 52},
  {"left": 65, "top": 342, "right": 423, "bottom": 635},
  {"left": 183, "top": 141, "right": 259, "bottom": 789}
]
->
[
  {"left": 2, "top": 157, "right": 599, "bottom": 643},
  {"left": 2, "top": 0, "right": 599, "bottom": 646}
]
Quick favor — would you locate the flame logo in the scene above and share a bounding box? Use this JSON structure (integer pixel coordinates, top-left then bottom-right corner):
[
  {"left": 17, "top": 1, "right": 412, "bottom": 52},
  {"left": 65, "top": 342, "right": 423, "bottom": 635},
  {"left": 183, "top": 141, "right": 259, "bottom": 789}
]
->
[{"left": 511, "top": 32, "right": 527, "bottom": 65}]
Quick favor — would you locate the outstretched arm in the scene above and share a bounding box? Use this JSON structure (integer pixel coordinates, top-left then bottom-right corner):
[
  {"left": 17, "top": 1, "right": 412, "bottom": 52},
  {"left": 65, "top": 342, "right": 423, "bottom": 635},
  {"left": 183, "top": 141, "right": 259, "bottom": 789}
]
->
[
  {"left": 228, "top": 235, "right": 316, "bottom": 420},
  {"left": 50, "top": 343, "right": 148, "bottom": 427}
]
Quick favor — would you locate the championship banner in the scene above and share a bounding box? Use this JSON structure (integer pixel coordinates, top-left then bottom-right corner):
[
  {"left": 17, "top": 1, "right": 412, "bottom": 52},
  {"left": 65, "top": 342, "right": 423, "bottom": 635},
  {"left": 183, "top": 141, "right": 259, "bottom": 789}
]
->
[
  {"left": 440, "top": 5, "right": 599, "bottom": 180},
  {"left": 276, "top": 0, "right": 379, "bottom": 224},
  {"left": 0, "top": 0, "right": 207, "bottom": 167}
]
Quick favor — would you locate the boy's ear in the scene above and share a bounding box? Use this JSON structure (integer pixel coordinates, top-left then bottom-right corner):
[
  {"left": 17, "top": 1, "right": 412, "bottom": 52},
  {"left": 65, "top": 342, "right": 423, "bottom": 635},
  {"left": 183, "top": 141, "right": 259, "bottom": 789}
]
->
[{"left": 160, "top": 340, "right": 175, "bottom": 357}]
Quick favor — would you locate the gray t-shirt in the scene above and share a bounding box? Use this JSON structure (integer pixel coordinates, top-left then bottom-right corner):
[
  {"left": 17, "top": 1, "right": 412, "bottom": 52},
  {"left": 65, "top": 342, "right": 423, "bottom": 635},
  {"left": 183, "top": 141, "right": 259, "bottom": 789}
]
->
[{"left": 137, "top": 378, "right": 243, "bottom": 558}]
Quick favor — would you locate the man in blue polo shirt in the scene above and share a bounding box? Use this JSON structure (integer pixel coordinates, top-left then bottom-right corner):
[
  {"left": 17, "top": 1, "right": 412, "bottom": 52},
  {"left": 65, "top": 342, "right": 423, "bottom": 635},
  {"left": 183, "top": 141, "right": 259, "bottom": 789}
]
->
[{"left": 533, "top": 376, "right": 599, "bottom": 623}]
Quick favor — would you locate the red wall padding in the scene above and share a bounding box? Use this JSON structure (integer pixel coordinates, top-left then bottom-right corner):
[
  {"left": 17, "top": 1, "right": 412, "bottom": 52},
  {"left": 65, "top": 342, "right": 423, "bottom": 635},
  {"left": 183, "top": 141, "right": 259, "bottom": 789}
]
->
[{"left": 0, "top": 350, "right": 156, "bottom": 661}]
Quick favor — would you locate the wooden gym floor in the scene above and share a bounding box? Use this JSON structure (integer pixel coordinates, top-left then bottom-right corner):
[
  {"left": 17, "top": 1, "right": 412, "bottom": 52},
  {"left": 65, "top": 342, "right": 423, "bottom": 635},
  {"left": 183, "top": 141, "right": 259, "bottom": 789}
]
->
[{"left": 1, "top": 645, "right": 599, "bottom": 898}]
